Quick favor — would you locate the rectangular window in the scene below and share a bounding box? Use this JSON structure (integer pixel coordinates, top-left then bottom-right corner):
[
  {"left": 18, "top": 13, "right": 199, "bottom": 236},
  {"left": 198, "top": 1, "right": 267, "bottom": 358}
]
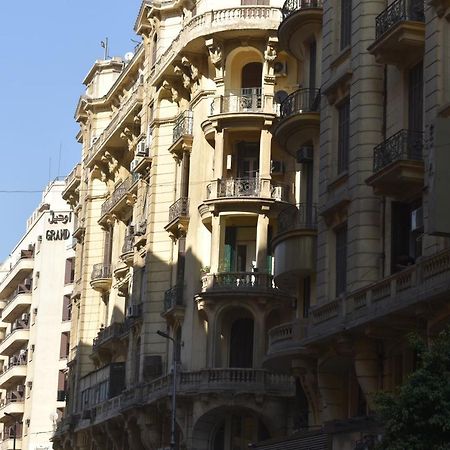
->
[
  {"left": 64, "top": 258, "right": 75, "bottom": 284},
  {"left": 337, "top": 98, "right": 350, "bottom": 173},
  {"left": 335, "top": 223, "right": 348, "bottom": 296},
  {"left": 340, "top": 0, "right": 352, "bottom": 50}
]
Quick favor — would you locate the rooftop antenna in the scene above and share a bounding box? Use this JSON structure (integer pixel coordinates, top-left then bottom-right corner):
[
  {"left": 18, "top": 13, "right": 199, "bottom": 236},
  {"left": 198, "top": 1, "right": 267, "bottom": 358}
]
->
[{"left": 100, "top": 38, "right": 109, "bottom": 60}]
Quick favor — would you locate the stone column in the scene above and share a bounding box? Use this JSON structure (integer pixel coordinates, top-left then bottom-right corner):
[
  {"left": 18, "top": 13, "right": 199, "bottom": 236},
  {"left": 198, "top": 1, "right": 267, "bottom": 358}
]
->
[
  {"left": 259, "top": 128, "right": 272, "bottom": 197},
  {"left": 210, "top": 215, "right": 225, "bottom": 273},
  {"left": 255, "top": 213, "right": 269, "bottom": 272},
  {"left": 214, "top": 129, "right": 224, "bottom": 183}
]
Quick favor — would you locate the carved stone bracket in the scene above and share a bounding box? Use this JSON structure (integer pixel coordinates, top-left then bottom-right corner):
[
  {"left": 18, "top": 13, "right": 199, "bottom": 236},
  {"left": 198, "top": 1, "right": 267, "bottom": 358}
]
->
[{"left": 205, "top": 37, "right": 224, "bottom": 80}]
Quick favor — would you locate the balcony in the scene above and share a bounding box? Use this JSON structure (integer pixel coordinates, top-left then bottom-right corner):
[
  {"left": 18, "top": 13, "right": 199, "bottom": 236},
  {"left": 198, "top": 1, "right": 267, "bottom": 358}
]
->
[
  {"left": 273, "top": 203, "right": 318, "bottom": 290},
  {"left": 201, "top": 178, "right": 290, "bottom": 220},
  {"left": 98, "top": 174, "right": 139, "bottom": 226},
  {"left": 162, "top": 285, "right": 185, "bottom": 323},
  {"left": 1, "top": 286, "right": 32, "bottom": 324},
  {"left": 92, "top": 322, "right": 125, "bottom": 357},
  {"left": 0, "top": 251, "right": 34, "bottom": 300},
  {"left": 366, "top": 129, "right": 424, "bottom": 199},
  {"left": 278, "top": 0, "right": 323, "bottom": 59},
  {"left": 150, "top": 7, "right": 282, "bottom": 82},
  {"left": 368, "top": 0, "right": 425, "bottom": 67},
  {"left": 0, "top": 358, "right": 27, "bottom": 390},
  {"left": 198, "top": 272, "right": 290, "bottom": 303},
  {"left": 90, "top": 264, "right": 112, "bottom": 293},
  {"left": 0, "top": 396, "right": 24, "bottom": 419},
  {"left": 86, "top": 83, "right": 144, "bottom": 167},
  {"left": 309, "top": 249, "right": 450, "bottom": 340},
  {"left": 62, "top": 163, "right": 81, "bottom": 205},
  {"left": 165, "top": 197, "right": 189, "bottom": 238},
  {"left": 120, "top": 233, "right": 134, "bottom": 266},
  {"left": 205, "top": 88, "right": 276, "bottom": 134},
  {"left": 273, "top": 88, "right": 321, "bottom": 154},
  {"left": 168, "top": 110, "right": 193, "bottom": 158},
  {"left": 264, "top": 319, "right": 308, "bottom": 370},
  {"left": 0, "top": 325, "right": 29, "bottom": 357}
]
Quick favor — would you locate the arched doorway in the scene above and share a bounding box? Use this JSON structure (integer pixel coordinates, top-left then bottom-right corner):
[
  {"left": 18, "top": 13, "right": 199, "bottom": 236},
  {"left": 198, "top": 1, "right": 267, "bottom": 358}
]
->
[{"left": 212, "top": 412, "right": 270, "bottom": 450}]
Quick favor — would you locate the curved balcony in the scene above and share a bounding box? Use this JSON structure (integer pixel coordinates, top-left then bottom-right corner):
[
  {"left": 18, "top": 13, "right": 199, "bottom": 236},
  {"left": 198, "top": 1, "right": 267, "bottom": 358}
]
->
[
  {"left": 273, "top": 204, "right": 318, "bottom": 290},
  {"left": 0, "top": 359, "right": 27, "bottom": 390},
  {"left": 0, "top": 251, "right": 34, "bottom": 300},
  {"left": 273, "top": 88, "right": 321, "bottom": 154},
  {"left": 92, "top": 322, "right": 125, "bottom": 358},
  {"left": 1, "top": 288, "right": 31, "bottom": 324},
  {"left": 366, "top": 129, "right": 424, "bottom": 200},
  {"left": 368, "top": 0, "right": 425, "bottom": 67},
  {"left": 197, "top": 272, "right": 292, "bottom": 306},
  {"left": 0, "top": 326, "right": 29, "bottom": 358},
  {"left": 165, "top": 197, "right": 190, "bottom": 239},
  {"left": 201, "top": 178, "right": 290, "bottom": 222},
  {"left": 62, "top": 163, "right": 81, "bottom": 206},
  {"left": 86, "top": 83, "right": 144, "bottom": 167},
  {"left": 162, "top": 285, "right": 185, "bottom": 324},
  {"left": 278, "top": 0, "right": 323, "bottom": 59},
  {"left": 169, "top": 111, "right": 193, "bottom": 159},
  {"left": 205, "top": 89, "right": 276, "bottom": 132},
  {"left": 264, "top": 319, "right": 309, "bottom": 370},
  {"left": 151, "top": 7, "right": 282, "bottom": 82},
  {"left": 120, "top": 234, "right": 134, "bottom": 266},
  {"left": 98, "top": 174, "right": 139, "bottom": 226},
  {"left": 90, "top": 264, "right": 112, "bottom": 293}
]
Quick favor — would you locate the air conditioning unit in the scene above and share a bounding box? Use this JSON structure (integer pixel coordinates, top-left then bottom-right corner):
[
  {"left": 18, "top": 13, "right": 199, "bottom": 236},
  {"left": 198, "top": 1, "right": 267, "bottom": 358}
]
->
[
  {"left": 24, "top": 278, "right": 32, "bottom": 289},
  {"left": 411, "top": 206, "right": 424, "bottom": 231},
  {"left": 127, "top": 305, "right": 141, "bottom": 319},
  {"left": 130, "top": 158, "right": 140, "bottom": 172},
  {"left": 136, "top": 140, "right": 148, "bottom": 157},
  {"left": 21, "top": 313, "right": 30, "bottom": 322},
  {"left": 134, "top": 221, "right": 147, "bottom": 236},
  {"left": 271, "top": 160, "right": 285, "bottom": 175},
  {"left": 274, "top": 60, "right": 288, "bottom": 77},
  {"left": 128, "top": 224, "right": 135, "bottom": 235},
  {"left": 297, "top": 145, "right": 314, "bottom": 164},
  {"left": 16, "top": 384, "right": 25, "bottom": 393}
]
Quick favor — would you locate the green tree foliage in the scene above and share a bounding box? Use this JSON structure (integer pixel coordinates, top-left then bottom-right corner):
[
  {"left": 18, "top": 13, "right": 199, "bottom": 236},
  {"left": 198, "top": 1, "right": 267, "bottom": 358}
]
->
[{"left": 375, "top": 327, "right": 450, "bottom": 450}]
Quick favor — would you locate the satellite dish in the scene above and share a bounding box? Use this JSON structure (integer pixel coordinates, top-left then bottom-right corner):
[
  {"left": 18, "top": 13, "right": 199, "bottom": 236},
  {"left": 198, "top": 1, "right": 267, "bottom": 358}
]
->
[{"left": 124, "top": 52, "right": 134, "bottom": 62}]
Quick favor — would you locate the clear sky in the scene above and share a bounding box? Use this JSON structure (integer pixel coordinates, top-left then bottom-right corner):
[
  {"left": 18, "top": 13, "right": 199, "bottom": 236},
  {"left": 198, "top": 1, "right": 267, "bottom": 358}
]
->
[{"left": 0, "top": 0, "right": 143, "bottom": 260}]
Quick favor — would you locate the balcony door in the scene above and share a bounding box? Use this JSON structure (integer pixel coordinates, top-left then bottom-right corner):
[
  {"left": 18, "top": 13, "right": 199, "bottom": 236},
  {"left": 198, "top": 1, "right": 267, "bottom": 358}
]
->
[
  {"left": 237, "top": 142, "right": 259, "bottom": 179},
  {"left": 223, "top": 227, "right": 256, "bottom": 272},
  {"left": 408, "top": 61, "right": 423, "bottom": 133},
  {"left": 229, "top": 318, "right": 254, "bottom": 368}
]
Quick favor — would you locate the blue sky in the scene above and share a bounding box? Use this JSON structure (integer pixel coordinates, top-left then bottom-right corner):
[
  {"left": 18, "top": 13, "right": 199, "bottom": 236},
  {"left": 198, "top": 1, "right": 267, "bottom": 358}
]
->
[{"left": 0, "top": 0, "right": 142, "bottom": 260}]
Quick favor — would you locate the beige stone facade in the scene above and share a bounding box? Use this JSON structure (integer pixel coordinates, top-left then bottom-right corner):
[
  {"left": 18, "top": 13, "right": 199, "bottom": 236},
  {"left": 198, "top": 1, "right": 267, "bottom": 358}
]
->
[
  {"left": 0, "top": 180, "right": 74, "bottom": 450},
  {"left": 54, "top": 0, "right": 450, "bottom": 449}
]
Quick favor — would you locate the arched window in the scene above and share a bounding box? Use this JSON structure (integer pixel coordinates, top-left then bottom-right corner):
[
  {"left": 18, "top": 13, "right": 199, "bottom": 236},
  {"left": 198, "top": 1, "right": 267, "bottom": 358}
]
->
[{"left": 229, "top": 318, "right": 254, "bottom": 368}]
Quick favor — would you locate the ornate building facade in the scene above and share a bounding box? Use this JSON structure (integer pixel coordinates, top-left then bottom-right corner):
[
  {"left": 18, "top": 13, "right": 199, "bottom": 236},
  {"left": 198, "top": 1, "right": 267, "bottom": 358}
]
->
[{"left": 54, "top": 0, "right": 450, "bottom": 449}]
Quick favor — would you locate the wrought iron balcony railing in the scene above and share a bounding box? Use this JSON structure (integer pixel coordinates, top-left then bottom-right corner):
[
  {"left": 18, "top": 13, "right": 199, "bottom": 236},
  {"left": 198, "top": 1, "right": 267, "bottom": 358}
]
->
[
  {"left": 201, "top": 272, "right": 276, "bottom": 292},
  {"left": 281, "top": 0, "right": 323, "bottom": 20},
  {"left": 100, "top": 173, "right": 140, "bottom": 217},
  {"left": 279, "top": 88, "right": 321, "bottom": 119},
  {"left": 212, "top": 88, "right": 263, "bottom": 114},
  {"left": 91, "top": 264, "right": 112, "bottom": 281},
  {"left": 164, "top": 285, "right": 184, "bottom": 312},
  {"left": 277, "top": 203, "right": 318, "bottom": 234},
  {"left": 121, "top": 233, "right": 134, "bottom": 255},
  {"left": 168, "top": 197, "right": 189, "bottom": 223},
  {"left": 375, "top": 0, "right": 425, "bottom": 39},
  {"left": 373, "top": 129, "right": 423, "bottom": 172},
  {"left": 93, "top": 322, "right": 125, "bottom": 350},
  {"left": 172, "top": 110, "right": 193, "bottom": 143}
]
